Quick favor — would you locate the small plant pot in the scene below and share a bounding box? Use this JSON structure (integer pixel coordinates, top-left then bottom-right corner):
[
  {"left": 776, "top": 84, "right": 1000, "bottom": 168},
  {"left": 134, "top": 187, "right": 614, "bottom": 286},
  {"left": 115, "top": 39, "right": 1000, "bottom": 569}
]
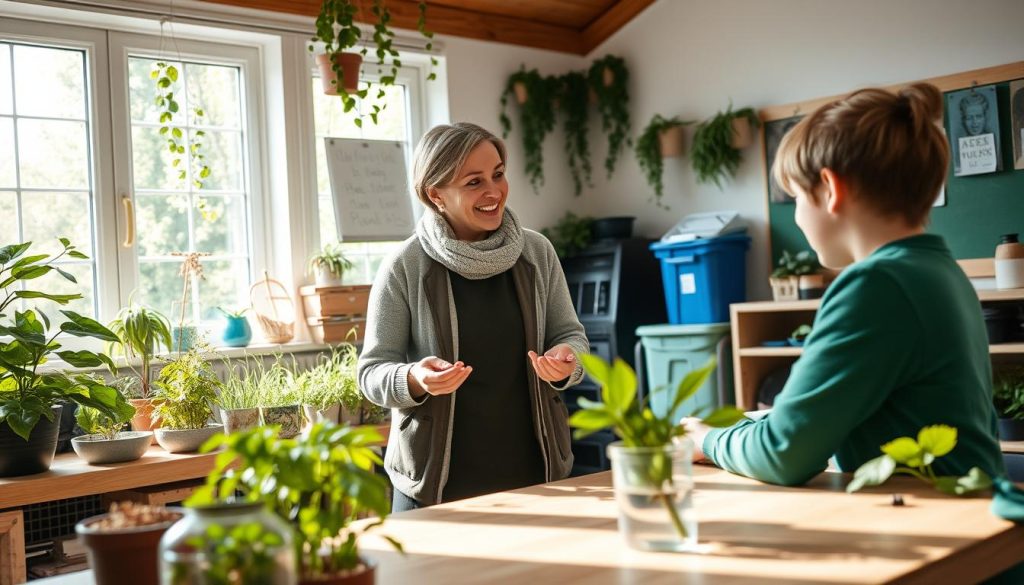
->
[
  {"left": 0, "top": 404, "right": 62, "bottom": 477},
  {"left": 302, "top": 404, "right": 341, "bottom": 431},
  {"left": 797, "top": 273, "right": 827, "bottom": 300},
  {"left": 340, "top": 405, "right": 362, "bottom": 426},
  {"left": 315, "top": 266, "right": 345, "bottom": 287},
  {"left": 602, "top": 65, "right": 615, "bottom": 88},
  {"left": 299, "top": 559, "right": 376, "bottom": 585},
  {"left": 72, "top": 431, "right": 152, "bottom": 465},
  {"left": 76, "top": 509, "right": 182, "bottom": 585},
  {"left": 261, "top": 405, "right": 302, "bottom": 439},
  {"left": 769, "top": 276, "right": 799, "bottom": 302},
  {"left": 220, "top": 407, "right": 261, "bottom": 435},
  {"left": 998, "top": 417, "right": 1024, "bottom": 441},
  {"left": 512, "top": 80, "right": 528, "bottom": 105},
  {"left": 221, "top": 315, "right": 252, "bottom": 348},
  {"left": 658, "top": 126, "right": 685, "bottom": 158},
  {"left": 316, "top": 52, "right": 362, "bottom": 94},
  {"left": 730, "top": 117, "right": 754, "bottom": 149},
  {"left": 130, "top": 398, "right": 160, "bottom": 445},
  {"left": 154, "top": 425, "right": 223, "bottom": 454}
]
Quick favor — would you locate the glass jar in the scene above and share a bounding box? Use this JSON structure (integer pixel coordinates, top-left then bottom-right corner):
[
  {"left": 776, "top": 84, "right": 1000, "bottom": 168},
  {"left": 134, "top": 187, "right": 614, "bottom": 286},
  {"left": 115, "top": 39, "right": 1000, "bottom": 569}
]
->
[
  {"left": 606, "top": 438, "right": 696, "bottom": 552},
  {"left": 159, "top": 501, "right": 296, "bottom": 585}
]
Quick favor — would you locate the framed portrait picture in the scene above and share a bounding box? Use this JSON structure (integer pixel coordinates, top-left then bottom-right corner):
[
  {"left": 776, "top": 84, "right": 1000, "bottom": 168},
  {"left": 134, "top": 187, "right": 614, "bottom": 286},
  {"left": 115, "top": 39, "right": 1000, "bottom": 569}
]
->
[
  {"left": 1010, "top": 79, "right": 1024, "bottom": 171},
  {"left": 946, "top": 85, "right": 1002, "bottom": 177},
  {"left": 764, "top": 115, "right": 803, "bottom": 204}
]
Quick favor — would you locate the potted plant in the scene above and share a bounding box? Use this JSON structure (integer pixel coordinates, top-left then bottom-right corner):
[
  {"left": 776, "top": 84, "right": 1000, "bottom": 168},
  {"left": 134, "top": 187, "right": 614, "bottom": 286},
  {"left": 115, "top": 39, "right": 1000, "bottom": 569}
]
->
[
  {"left": 309, "top": 243, "right": 354, "bottom": 287},
  {"left": 76, "top": 502, "right": 184, "bottom": 585},
  {"left": 360, "top": 399, "right": 389, "bottom": 426},
  {"left": 994, "top": 368, "right": 1024, "bottom": 441},
  {"left": 568, "top": 355, "right": 744, "bottom": 551},
  {"left": 499, "top": 66, "right": 557, "bottom": 193},
  {"left": 556, "top": 70, "right": 593, "bottom": 196},
  {"left": 107, "top": 301, "right": 173, "bottom": 436},
  {"left": 0, "top": 239, "right": 130, "bottom": 477},
  {"left": 788, "top": 324, "right": 813, "bottom": 347},
  {"left": 588, "top": 55, "right": 631, "bottom": 177},
  {"left": 71, "top": 393, "right": 149, "bottom": 465},
  {"left": 218, "top": 359, "right": 263, "bottom": 435},
  {"left": 769, "top": 249, "right": 821, "bottom": 301},
  {"left": 151, "top": 347, "right": 223, "bottom": 453},
  {"left": 635, "top": 114, "right": 693, "bottom": 208},
  {"left": 256, "top": 357, "right": 303, "bottom": 439},
  {"left": 188, "top": 422, "right": 401, "bottom": 585},
  {"left": 300, "top": 346, "right": 362, "bottom": 428},
  {"left": 217, "top": 306, "right": 252, "bottom": 348},
  {"left": 691, "top": 105, "right": 760, "bottom": 187},
  {"left": 540, "top": 212, "right": 593, "bottom": 259}
]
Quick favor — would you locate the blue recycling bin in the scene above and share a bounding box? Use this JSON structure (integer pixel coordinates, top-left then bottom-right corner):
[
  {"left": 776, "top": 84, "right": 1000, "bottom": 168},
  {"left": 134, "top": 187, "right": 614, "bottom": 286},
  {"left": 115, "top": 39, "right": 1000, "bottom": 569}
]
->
[{"left": 650, "top": 233, "right": 750, "bottom": 325}]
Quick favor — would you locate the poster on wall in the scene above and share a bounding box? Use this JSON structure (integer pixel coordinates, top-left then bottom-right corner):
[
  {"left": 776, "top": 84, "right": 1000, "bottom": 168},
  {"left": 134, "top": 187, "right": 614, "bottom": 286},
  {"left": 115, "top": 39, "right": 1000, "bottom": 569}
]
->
[
  {"left": 947, "top": 86, "right": 1001, "bottom": 177},
  {"left": 1011, "top": 79, "right": 1024, "bottom": 170},
  {"left": 764, "top": 115, "right": 804, "bottom": 203}
]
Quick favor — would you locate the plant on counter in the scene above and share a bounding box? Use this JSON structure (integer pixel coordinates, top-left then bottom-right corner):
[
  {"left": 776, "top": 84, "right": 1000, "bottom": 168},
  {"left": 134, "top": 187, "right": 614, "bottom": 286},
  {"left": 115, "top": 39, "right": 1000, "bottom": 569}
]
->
[
  {"left": 299, "top": 346, "right": 362, "bottom": 425},
  {"left": 771, "top": 249, "right": 820, "bottom": 278},
  {"left": 188, "top": 422, "right": 402, "bottom": 582},
  {"left": 588, "top": 55, "right": 631, "bottom": 178},
  {"left": 541, "top": 212, "right": 593, "bottom": 259},
  {"left": 568, "top": 355, "right": 744, "bottom": 546},
  {"left": 151, "top": 347, "right": 223, "bottom": 453},
  {"left": 635, "top": 114, "right": 693, "bottom": 207},
  {"left": 691, "top": 105, "right": 759, "bottom": 187},
  {"left": 846, "top": 425, "right": 992, "bottom": 496},
  {"left": 71, "top": 394, "right": 151, "bottom": 465},
  {"left": 499, "top": 66, "right": 557, "bottom": 193},
  {"left": 75, "top": 400, "right": 136, "bottom": 442},
  {"left": 107, "top": 301, "right": 173, "bottom": 400},
  {"left": 557, "top": 70, "right": 593, "bottom": 196}
]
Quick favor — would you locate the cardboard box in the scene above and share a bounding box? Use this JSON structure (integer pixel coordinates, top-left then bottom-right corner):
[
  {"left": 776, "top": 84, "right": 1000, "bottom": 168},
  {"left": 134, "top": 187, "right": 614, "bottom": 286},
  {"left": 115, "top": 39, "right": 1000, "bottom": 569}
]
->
[
  {"left": 307, "top": 316, "right": 365, "bottom": 344},
  {"left": 300, "top": 284, "right": 371, "bottom": 318}
]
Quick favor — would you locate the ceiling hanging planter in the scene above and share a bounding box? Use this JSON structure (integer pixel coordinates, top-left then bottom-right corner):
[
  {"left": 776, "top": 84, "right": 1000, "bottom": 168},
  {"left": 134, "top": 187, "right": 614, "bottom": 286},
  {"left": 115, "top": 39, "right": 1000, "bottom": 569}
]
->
[{"left": 316, "top": 52, "right": 363, "bottom": 95}]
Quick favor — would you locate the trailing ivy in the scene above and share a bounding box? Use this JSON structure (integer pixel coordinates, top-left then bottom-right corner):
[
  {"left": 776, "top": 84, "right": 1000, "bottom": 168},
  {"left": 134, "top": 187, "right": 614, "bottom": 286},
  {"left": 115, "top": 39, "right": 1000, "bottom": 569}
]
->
[
  {"left": 691, "top": 105, "right": 759, "bottom": 188},
  {"left": 499, "top": 66, "right": 557, "bottom": 193},
  {"left": 635, "top": 114, "right": 691, "bottom": 208},
  {"left": 557, "top": 71, "right": 592, "bottom": 196},
  {"left": 588, "top": 55, "right": 631, "bottom": 178}
]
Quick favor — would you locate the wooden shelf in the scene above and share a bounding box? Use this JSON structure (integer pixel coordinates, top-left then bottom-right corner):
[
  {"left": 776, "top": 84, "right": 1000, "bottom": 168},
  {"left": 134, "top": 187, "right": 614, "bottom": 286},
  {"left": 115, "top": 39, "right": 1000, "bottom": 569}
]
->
[
  {"left": 1002, "top": 441, "right": 1024, "bottom": 454},
  {"left": 731, "top": 299, "right": 821, "bottom": 313},
  {"left": 990, "top": 343, "right": 1024, "bottom": 355},
  {"left": 978, "top": 289, "right": 1024, "bottom": 302},
  {"left": 738, "top": 347, "right": 803, "bottom": 357}
]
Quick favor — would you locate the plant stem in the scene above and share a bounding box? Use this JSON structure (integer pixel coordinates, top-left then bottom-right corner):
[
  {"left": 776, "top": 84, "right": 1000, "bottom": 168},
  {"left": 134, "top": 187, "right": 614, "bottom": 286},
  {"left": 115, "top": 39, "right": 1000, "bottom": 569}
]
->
[{"left": 658, "top": 491, "right": 687, "bottom": 540}]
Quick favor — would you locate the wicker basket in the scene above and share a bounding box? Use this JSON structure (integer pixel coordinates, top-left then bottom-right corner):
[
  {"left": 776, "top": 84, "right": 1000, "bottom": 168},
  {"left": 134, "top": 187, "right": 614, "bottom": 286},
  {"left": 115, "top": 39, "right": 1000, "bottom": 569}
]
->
[{"left": 250, "top": 272, "right": 295, "bottom": 344}]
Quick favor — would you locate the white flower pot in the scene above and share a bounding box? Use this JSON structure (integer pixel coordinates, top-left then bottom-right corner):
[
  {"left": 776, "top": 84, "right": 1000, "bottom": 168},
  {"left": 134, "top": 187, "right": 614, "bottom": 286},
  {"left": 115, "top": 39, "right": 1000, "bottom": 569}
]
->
[{"left": 72, "top": 431, "right": 152, "bottom": 464}]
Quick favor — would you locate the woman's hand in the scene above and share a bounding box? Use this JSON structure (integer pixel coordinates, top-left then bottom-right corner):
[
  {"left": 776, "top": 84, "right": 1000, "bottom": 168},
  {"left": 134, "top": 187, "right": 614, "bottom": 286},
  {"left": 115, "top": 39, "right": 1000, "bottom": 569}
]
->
[
  {"left": 680, "top": 417, "right": 710, "bottom": 462},
  {"left": 407, "top": 357, "right": 472, "bottom": 398},
  {"left": 528, "top": 344, "right": 577, "bottom": 383}
]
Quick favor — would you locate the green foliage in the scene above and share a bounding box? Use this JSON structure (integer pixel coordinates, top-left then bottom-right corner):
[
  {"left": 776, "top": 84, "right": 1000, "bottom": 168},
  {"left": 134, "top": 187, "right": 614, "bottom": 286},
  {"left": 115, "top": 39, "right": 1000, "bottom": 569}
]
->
[
  {"left": 993, "top": 367, "right": 1024, "bottom": 421},
  {"left": 188, "top": 423, "right": 401, "bottom": 579},
  {"left": 771, "top": 249, "right": 821, "bottom": 278},
  {"left": 557, "top": 71, "right": 593, "bottom": 196},
  {"left": 218, "top": 360, "right": 263, "bottom": 411},
  {"left": 790, "top": 324, "right": 812, "bottom": 342},
  {"left": 360, "top": 400, "right": 388, "bottom": 425},
  {"left": 252, "top": 356, "right": 302, "bottom": 408},
  {"left": 847, "top": 424, "right": 992, "bottom": 496},
  {"left": 0, "top": 240, "right": 130, "bottom": 441},
  {"left": 151, "top": 61, "right": 213, "bottom": 196},
  {"left": 298, "top": 346, "right": 362, "bottom": 413},
  {"left": 416, "top": 0, "right": 438, "bottom": 81},
  {"left": 307, "top": 243, "right": 354, "bottom": 279},
  {"left": 588, "top": 55, "right": 631, "bottom": 178},
  {"left": 635, "top": 114, "right": 692, "bottom": 207},
  {"left": 216, "top": 307, "right": 249, "bottom": 319},
  {"left": 173, "top": 520, "right": 285, "bottom": 585},
  {"left": 75, "top": 389, "right": 136, "bottom": 441},
  {"left": 691, "top": 105, "right": 759, "bottom": 187},
  {"left": 107, "top": 302, "right": 172, "bottom": 399},
  {"left": 540, "top": 212, "right": 593, "bottom": 259},
  {"left": 499, "top": 66, "right": 557, "bottom": 194},
  {"left": 152, "top": 348, "right": 221, "bottom": 430}
]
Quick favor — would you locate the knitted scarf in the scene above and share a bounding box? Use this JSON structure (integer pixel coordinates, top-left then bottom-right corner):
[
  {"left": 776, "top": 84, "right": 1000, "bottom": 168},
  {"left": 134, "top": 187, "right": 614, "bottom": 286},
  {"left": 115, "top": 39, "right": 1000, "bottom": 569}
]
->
[{"left": 416, "top": 207, "right": 525, "bottom": 280}]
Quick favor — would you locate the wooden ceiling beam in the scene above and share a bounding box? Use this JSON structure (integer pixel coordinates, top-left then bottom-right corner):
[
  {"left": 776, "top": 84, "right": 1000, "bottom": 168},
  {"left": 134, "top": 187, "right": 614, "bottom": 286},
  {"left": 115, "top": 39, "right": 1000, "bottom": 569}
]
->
[
  {"left": 580, "top": 0, "right": 655, "bottom": 55},
  {"left": 200, "top": 0, "right": 586, "bottom": 54}
]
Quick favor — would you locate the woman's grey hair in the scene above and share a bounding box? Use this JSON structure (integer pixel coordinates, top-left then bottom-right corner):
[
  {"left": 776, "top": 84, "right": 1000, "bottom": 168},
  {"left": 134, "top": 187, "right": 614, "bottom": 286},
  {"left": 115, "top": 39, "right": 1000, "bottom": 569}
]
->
[{"left": 412, "top": 123, "right": 507, "bottom": 211}]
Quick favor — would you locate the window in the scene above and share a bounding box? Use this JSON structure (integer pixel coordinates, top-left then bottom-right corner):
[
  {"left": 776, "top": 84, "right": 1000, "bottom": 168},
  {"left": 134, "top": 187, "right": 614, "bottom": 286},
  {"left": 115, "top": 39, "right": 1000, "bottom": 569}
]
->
[
  {"left": 311, "top": 67, "right": 423, "bottom": 284},
  {"left": 0, "top": 40, "right": 99, "bottom": 318}
]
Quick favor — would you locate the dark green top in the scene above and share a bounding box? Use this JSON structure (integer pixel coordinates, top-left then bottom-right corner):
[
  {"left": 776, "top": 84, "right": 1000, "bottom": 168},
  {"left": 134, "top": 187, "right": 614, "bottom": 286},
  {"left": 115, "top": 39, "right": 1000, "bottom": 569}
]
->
[
  {"left": 443, "top": 270, "right": 546, "bottom": 501},
  {"left": 706, "top": 234, "right": 1005, "bottom": 485}
]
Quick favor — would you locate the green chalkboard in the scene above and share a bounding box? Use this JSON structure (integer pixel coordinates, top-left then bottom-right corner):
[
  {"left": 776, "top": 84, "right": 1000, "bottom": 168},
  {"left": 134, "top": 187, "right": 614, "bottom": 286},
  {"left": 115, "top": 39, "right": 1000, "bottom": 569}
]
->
[{"left": 766, "top": 81, "right": 1024, "bottom": 266}]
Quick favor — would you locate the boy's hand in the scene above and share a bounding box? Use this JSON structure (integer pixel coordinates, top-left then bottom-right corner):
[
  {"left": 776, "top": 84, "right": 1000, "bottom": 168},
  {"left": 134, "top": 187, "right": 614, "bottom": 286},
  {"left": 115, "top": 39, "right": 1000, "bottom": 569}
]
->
[
  {"left": 681, "top": 417, "right": 710, "bottom": 462},
  {"left": 408, "top": 357, "right": 472, "bottom": 398},
  {"left": 528, "top": 344, "right": 577, "bottom": 383}
]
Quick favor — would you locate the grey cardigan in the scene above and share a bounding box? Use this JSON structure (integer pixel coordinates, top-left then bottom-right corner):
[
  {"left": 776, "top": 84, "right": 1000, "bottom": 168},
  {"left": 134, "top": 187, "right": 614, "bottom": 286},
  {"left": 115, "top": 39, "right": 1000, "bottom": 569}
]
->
[{"left": 357, "top": 229, "right": 589, "bottom": 504}]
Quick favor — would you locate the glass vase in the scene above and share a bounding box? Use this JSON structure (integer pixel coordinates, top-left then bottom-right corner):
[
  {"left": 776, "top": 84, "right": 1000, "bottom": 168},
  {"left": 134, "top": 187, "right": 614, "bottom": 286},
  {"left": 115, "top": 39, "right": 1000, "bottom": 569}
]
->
[
  {"left": 159, "top": 501, "right": 296, "bottom": 585},
  {"left": 606, "top": 438, "right": 696, "bottom": 552}
]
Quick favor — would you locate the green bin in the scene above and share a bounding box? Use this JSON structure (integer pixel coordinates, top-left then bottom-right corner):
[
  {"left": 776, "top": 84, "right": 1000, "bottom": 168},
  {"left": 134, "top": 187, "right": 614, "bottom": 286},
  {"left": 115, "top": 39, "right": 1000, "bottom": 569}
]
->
[{"left": 636, "top": 323, "right": 732, "bottom": 421}]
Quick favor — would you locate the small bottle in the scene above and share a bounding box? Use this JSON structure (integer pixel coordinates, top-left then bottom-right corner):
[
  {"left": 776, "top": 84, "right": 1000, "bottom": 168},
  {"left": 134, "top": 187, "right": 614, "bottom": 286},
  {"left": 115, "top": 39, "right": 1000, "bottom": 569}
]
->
[{"left": 995, "top": 234, "right": 1024, "bottom": 290}]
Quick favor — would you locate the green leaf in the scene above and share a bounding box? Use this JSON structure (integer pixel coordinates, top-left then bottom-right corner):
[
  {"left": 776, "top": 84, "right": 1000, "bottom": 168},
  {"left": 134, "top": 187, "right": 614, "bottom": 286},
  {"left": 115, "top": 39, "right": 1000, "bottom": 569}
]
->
[
  {"left": 10, "top": 254, "right": 49, "bottom": 271},
  {"left": 57, "top": 350, "right": 115, "bottom": 371},
  {"left": 14, "top": 291, "right": 80, "bottom": 305},
  {"left": 917, "top": 425, "right": 957, "bottom": 457},
  {"left": 669, "top": 358, "right": 717, "bottom": 418},
  {"left": 0, "top": 242, "right": 31, "bottom": 265},
  {"left": 568, "top": 408, "right": 615, "bottom": 432},
  {"left": 11, "top": 265, "right": 51, "bottom": 280},
  {"left": 167, "top": 65, "right": 178, "bottom": 81},
  {"left": 59, "top": 311, "right": 120, "bottom": 342},
  {"left": 881, "top": 437, "right": 924, "bottom": 466},
  {"left": 604, "top": 358, "right": 636, "bottom": 412},
  {"left": 67, "top": 250, "right": 88, "bottom": 260},
  {"left": 846, "top": 454, "right": 896, "bottom": 493},
  {"left": 957, "top": 467, "right": 992, "bottom": 493},
  {"left": 578, "top": 353, "right": 611, "bottom": 388},
  {"left": 700, "top": 405, "right": 746, "bottom": 428},
  {"left": 54, "top": 267, "right": 78, "bottom": 283}
]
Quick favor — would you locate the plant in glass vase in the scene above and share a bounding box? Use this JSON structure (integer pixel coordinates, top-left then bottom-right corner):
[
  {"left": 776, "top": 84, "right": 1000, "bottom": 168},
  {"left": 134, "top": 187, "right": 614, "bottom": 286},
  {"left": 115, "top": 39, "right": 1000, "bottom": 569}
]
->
[{"left": 569, "top": 355, "right": 744, "bottom": 551}]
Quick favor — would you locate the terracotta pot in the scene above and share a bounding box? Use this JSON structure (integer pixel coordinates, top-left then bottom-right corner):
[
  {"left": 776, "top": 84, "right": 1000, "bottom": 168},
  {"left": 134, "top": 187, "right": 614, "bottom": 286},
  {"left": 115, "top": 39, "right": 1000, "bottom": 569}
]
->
[
  {"left": 730, "top": 117, "right": 754, "bottom": 149},
  {"left": 512, "top": 81, "right": 528, "bottom": 105},
  {"left": 76, "top": 509, "right": 182, "bottom": 585},
  {"left": 130, "top": 398, "right": 160, "bottom": 445},
  {"left": 658, "top": 126, "right": 685, "bottom": 158},
  {"left": 602, "top": 65, "right": 614, "bottom": 88},
  {"left": 316, "top": 52, "right": 363, "bottom": 95},
  {"left": 299, "top": 561, "right": 375, "bottom": 585}
]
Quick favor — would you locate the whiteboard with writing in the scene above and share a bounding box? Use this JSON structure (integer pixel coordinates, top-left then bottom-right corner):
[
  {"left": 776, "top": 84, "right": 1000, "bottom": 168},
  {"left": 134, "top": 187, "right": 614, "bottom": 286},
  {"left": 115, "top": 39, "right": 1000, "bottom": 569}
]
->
[{"left": 324, "top": 138, "right": 416, "bottom": 241}]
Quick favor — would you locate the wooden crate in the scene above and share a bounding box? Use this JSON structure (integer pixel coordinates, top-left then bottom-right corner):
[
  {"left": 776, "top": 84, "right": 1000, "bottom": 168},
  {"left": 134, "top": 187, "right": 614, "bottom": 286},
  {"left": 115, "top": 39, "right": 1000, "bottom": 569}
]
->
[
  {"left": 308, "top": 317, "right": 366, "bottom": 344},
  {"left": 300, "top": 284, "right": 371, "bottom": 318}
]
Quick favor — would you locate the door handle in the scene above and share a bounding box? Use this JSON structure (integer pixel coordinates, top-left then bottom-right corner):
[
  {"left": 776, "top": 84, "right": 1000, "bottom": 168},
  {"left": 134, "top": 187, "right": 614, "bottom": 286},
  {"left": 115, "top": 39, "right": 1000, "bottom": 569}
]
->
[{"left": 121, "top": 195, "right": 135, "bottom": 247}]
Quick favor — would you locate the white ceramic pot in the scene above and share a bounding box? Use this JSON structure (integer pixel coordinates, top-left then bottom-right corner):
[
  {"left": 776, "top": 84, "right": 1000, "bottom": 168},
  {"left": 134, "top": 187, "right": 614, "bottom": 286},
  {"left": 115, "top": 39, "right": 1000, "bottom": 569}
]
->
[
  {"left": 315, "top": 266, "right": 344, "bottom": 287},
  {"left": 155, "top": 425, "right": 223, "bottom": 454},
  {"left": 71, "top": 431, "right": 152, "bottom": 464}
]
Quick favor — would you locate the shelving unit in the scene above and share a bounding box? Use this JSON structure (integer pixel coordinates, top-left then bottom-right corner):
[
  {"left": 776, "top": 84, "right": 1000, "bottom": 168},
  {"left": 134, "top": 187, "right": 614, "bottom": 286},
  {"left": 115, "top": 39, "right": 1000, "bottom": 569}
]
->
[{"left": 730, "top": 290, "right": 1024, "bottom": 410}]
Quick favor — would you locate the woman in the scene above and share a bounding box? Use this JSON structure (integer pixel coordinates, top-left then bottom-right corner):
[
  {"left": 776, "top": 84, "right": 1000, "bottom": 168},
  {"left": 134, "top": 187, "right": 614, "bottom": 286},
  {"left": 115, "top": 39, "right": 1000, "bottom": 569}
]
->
[{"left": 358, "top": 122, "right": 589, "bottom": 512}]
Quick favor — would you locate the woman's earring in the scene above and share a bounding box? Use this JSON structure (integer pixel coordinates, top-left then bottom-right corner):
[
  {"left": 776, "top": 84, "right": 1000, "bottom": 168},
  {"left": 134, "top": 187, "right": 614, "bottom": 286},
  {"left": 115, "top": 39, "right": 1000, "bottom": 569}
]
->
[{"left": 436, "top": 205, "right": 445, "bottom": 214}]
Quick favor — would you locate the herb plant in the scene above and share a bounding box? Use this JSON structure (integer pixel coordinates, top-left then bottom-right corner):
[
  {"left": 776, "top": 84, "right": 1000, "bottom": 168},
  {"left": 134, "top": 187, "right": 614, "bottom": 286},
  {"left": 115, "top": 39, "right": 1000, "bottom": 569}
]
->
[
  {"left": 152, "top": 348, "right": 221, "bottom": 430},
  {"left": 557, "top": 71, "right": 593, "bottom": 196},
  {"left": 771, "top": 249, "right": 820, "bottom": 278},
  {"left": 299, "top": 346, "right": 361, "bottom": 414},
  {"left": 691, "top": 105, "right": 759, "bottom": 187},
  {"left": 540, "top": 212, "right": 593, "bottom": 259},
  {"left": 635, "top": 114, "right": 692, "bottom": 207},
  {"left": 499, "top": 66, "right": 557, "bottom": 193},
  {"left": 76, "top": 396, "right": 136, "bottom": 441},
  {"left": 569, "top": 355, "right": 744, "bottom": 538},
  {"left": 588, "top": 55, "right": 631, "bottom": 177},
  {"left": 107, "top": 302, "right": 173, "bottom": 399},
  {"left": 308, "top": 243, "right": 354, "bottom": 280},
  {"left": 218, "top": 360, "right": 262, "bottom": 411},
  {"left": 994, "top": 368, "right": 1024, "bottom": 421},
  {"left": 847, "top": 425, "right": 992, "bottom": 496}
]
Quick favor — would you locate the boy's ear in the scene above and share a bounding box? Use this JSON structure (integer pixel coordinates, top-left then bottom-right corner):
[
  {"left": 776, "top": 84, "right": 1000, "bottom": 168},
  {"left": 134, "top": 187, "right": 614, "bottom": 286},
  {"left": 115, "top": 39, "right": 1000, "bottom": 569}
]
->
[{"left": 819, "top": 168, "right": 847, "bottom": 215}]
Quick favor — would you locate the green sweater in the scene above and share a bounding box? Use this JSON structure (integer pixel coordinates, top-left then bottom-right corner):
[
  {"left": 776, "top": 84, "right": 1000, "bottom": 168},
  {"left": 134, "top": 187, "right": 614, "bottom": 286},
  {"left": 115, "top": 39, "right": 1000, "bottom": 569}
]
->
[{"left": 705, "top": 234, "right": 1005, "bottom": 486}]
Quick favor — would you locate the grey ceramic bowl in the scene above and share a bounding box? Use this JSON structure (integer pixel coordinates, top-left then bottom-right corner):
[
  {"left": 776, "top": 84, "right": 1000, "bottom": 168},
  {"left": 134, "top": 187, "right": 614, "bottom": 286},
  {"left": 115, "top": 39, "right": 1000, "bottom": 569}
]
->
[
  {"left": 154, "top": 425, "right": 223, "bottom": 454},
  {"left": 71, "top": 431, "right": 153, "bottom": 464}
]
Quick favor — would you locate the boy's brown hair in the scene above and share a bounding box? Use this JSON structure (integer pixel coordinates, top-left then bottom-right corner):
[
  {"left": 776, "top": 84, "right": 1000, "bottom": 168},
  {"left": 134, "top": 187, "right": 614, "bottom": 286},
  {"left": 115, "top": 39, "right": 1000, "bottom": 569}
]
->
[{"left": 772, "top": 83, "right": 949, "bottom": 226}]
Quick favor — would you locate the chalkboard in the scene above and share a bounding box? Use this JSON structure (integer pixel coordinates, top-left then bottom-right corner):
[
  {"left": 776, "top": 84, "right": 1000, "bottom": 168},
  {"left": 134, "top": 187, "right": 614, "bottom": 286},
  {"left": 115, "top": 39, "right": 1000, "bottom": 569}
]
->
[
  {"left": 765, "top": 70, "right": 1024, "bottom": 266},
  {"left": 325, "top": 138, "right": 416, "bottom": 242}
]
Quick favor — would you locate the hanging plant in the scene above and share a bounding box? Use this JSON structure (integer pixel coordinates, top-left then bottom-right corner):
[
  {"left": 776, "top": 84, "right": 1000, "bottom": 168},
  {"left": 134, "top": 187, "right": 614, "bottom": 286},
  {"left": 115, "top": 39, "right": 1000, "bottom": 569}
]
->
[
  {"left": 635, "top": 115, "right": 692, "bottom": 208},
  {"left": 499, "top": 66, "right": 557, "bottom": 193},
  {"left": 416, "top": 0, "right": 438, "bottom": 82},
  {"left": 691, "top": 105, "right": 760, "bottom": 187},
  {"left": 588, "top": 55, "right": 631, "bottom": 178},
  {"left": 557, "top": 71, "right": 592, "bottom": 196}
]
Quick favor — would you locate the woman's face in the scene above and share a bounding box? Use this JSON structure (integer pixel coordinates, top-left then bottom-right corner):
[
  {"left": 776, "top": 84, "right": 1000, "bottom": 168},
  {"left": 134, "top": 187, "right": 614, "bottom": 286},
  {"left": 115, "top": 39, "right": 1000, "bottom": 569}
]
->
[
  {"left": 430, "top": 142, "right": 508, "bottom": 242},
  {"left": 963, "top": 102, "right": 987, "bottom": 136}
]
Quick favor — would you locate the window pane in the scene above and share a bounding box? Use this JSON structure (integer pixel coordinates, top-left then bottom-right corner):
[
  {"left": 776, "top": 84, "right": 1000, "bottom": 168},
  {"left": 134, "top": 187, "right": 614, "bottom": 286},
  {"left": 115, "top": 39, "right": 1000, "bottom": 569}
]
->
[
  {"left": 0, "top": 44, "right": 11, "bottom": 115},
  {"left": 197, "top": 129, "right": 242, "bottom": 191},
  {"left": 0, "top": 191, "right": 17, "bottom": 239},
  {"left": 128, "top": 57, "right": 184, "bottom": 124},
  {"left": 317, "top": 193, "right": 336, "bottom": 245},
  {"left": 198, "top": 258, "right": 249, "bottom": 321},
  {"left": 13, "top": 44, "right": 85, "bottom": 119},
  {"left": 0, "top": 118, "right": 14, "bottom": 187},
  {"left": 194, "top": 195, "right": 247, "bottom": 255},
  {"left": 18, "top": 119, "right": 88, "bottom": 189},
  {"left": 132, "top": 125, "right": 185, "bottom": 191},
  {"left": 138, "top": 260, "right": 183, "bottom": 318},
  {"left": 187, "top": 63, "right": 240, "bottom": 128},
  {"left": 311, "top": 79, "right": 361, "bottom": 138},
  {"left": 341, "top": 256, "right": 369, "bottom": 285},
  {"left": 25, "top": 263, "right": 93, "bottom": 318},
  {"left": 136, "top": 194, "right": 189, "bottom": 257},
  {"left": 22, "top": 192, "right": 92, "bottom": 257},
  {"left": 360, "top": 84, "right": 407, "bottom": 142}
]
